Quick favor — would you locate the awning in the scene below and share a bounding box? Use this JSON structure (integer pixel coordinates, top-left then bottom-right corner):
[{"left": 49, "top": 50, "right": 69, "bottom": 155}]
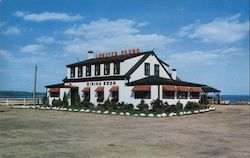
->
[
  {"left": 132, "top": 85, "right": 151, "bottom": 92},
  {"left": 177, "top": 86, "right": 191, "bottom": 92},
  {"left": 48, "top": 88, "right": 60, "bottom": 93},
  {"left": 190, "top": 87, "right": 203, "bottom": 92},
  {"left": 64, "top": 85, "right": 78, "bottom": 88},
  {"left": 110, "top": 86, "right": 119, "bottom": 92},
  {"left": 95, "top": 86, "right": 104, "bottom": 92},
  {"left": 162, "top": 85, "right": 178, "bottom": 91},
  {"left": 82, "top": 87, "right": 90, "bottom": 93}
]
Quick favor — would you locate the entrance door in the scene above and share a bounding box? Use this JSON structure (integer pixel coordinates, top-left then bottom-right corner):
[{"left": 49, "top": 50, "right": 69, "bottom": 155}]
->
[{"left": 71, "top": 88, "right": 78, "bottom": 106}]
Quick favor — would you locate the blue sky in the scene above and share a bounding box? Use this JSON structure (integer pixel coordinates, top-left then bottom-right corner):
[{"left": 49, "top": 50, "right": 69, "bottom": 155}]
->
[{"left": 0, "top": 0, "right": 249, "bottom": 95}]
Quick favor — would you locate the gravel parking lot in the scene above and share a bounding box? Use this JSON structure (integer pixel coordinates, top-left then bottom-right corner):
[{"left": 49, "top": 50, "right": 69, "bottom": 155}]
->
[{"left": 0, "top": 105, "right": 249, "bottom": 158}]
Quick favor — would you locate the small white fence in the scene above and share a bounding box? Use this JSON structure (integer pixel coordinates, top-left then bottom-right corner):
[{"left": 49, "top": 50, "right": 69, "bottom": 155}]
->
[{"left": 0, "top": 98, "right": 43, "bottom": 106}]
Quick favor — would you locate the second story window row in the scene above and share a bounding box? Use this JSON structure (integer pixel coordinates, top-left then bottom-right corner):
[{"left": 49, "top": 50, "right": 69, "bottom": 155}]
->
[{"left": 70, "top": 62, "right": 120, "bottom": 78}]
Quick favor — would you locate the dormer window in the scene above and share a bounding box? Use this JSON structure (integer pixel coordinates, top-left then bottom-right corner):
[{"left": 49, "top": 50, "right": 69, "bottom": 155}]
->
[
  {"left": 86, "top": 65, "right": 91, "bottom": 76},
  {"left": 70, "top": 67, "right": 75, "bottom": 78},
  {"left": 95, "top": 64, "right": 100, "bottom": 76},
  {"left": 78, "top": 66, "right": 83, "bottom": 77},
  {"left": 145, "top": 63, "right": 150, "bottom": 76},
  {"left": 154, "top": 64, "right": 159, "bottom": 76},
  {"left": 114, "top": 62, "right": 120, "bottom": 74},
  {"left": 104, "top": 63, "right": 110, "bottom": 75}
]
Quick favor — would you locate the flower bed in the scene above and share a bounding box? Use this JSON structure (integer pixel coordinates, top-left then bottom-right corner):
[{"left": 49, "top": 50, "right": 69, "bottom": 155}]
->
[{"left": 11, "top": 105, "right": 216, "bottom": 118}]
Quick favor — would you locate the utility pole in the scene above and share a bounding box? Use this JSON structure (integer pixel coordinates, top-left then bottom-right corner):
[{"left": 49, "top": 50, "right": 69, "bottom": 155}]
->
[{"left": 33, "top": 64, "right": 37, "bottom": 106}]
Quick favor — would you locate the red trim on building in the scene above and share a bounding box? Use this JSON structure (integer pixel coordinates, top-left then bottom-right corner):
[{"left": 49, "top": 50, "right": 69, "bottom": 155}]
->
[
  {"left": 132, "top": 85, "right": 151, "bottom": 91},
  {"left": 95, "top": 86, "right": 104, "bottom": 92},
  {"left": 177, "top": 86, "right": 191, "bottom": 92},
  {"left": 48, "top": 88, "right": 60, "bottom": 93},
  {"left": 162, "top": 85, "right": 178, "bottom": 91},
  {"left": 82, "top": 87, "right": 90, "bottom": 92},
  {"left": 109, "top": 86, "right": 119, "bottom": 92}
]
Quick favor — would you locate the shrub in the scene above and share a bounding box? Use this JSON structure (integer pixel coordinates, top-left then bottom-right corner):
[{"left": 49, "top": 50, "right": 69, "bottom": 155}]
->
[
  {"left": 137, "top": 99, "right": 149, "bottom": 111},
  {"left": 42, "top": 96, "right": 49, "bottom": 106},
  {"left": 163, "top": 101, "right": 170, "bottom": 111},
  {"left": 151, "top": 98, "right": 164, "bottom": 112},
  {"left": 80, "top": 100, "right": 94, "bottom": 108},
  {"left": 101, "top": 98, "right": 117, "bottom": 110},
  {"left": 165, "top": 104, "right": 177, "bottom": 113},
  {"left": 185, "top": 102, "right": 200, "bottom": 110},
  {"left": 117, "top": 102, "right": 125, "bottom": 110},
  {"left": 199, "top": 94, "right": 209, "bottom": 105},
  {"left": 62, "top": 92, "right": 68, "bottom": 108},
  {"left": 52, "top": 98, "right": 62, "bottom": 107},
  {"left": 125, "top": 103, "right": 134, "bottom": 111},
  {"left": 74, "top": 92, "right": 81, "bottom": 107},
  {"left": 175, "top": 101, "right": 183, "bottom": 111}
]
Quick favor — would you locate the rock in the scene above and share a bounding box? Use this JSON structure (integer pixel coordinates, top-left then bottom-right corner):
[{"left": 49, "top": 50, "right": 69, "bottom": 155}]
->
[
  {"left": 79, "top": 109, "right": 84, "bottom": 112},
  {"left": 183, "top": 111, "right": 187, "bottom": 115},
  {"left": 97, "top": 110, "right": 102, "bottom": 114},
  {"left": 85, "top": 109, "right": 90, "bottom": 112},
  {"left": 111, "top": 112, "right": 117, "bottom": 115},
  {"left": 169, "top": 113, "right": 174, "bottom": 117},
  {"left": 103, "top": 111, "right": 109, "bottom": 114},
  {"left": 41, "top": 107, "right": 45, "bottom": 110},
  {"left": 179, "top": 112, "right": 183, "bottom": 115},
  {"left": 119, "top": 112, "right": 124, "bottom": 115},
  {"left": 161, "top": 113, "right": 167, "bottom": 117},
  {"left": 199, "top": 109, "right": 203, "bottom": 112},
  {"left": 125, "top": 112, "right": 130, "bottom": 116},
  {"left": 134, "top": 114, "right": 139, "bottom": 117},
  {"left": 92, "top": 110, "right": 96, "bottom": 113},
  {"left": 140, "top": 113, "right": 146, "bottom": 117},
  {"left": 148, "top": 113, "right": 154, "bottom": 117},
  {"left": 187, "top": 111, "right": 192, "bottom": 115},
  {"left": 194, "top": 110, "right": 199, "bottom": 113},
  {"left": 156, "top": 114, "right": 162, "bottom": 117},
  {"left": 68, "top": 109, "right": 72, "bottom": 111},
  {"left": 30, "top": 106, "right": 36, "bottom": 109},
  {"left": 74, "top": 109, "right": 78, "bottom": 112}
]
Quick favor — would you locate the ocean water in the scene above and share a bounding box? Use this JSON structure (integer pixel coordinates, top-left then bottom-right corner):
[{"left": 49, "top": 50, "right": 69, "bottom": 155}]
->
[{"left": 220, "top": 95, "right": 250, "bottom": 104}]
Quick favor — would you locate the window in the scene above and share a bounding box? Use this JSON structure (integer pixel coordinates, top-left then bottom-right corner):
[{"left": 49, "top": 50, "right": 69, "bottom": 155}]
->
[
  {"left": 145, "top": 63, "right": 150, "bottom": 76},
  {"left": 190, "top": 92, "right": 200, "bottom": 99},
  {"left": 84, "top": 92, "right": 90, "bottom": 102},
  {"left": 78, "top": 66, "right": 83, "bottom": 77},
  {"left": 95, "top": 64, "right": 100, "bottom": 76},
  {"left": 177, "top": 92, "right": 188, "bottom": 99},
  {"left": 114, "top": 62, "right": 120, "bottom": 74},
  {"left": 97, "top": 92, "right": 104, "bottom": 102},
  {"left": 135, "top": 91, "right": 151, "bottom": 99},
  {"left": 70, "top": 67, "right": 75, "bottom": 78},
  {"left": 112, "top": 92, "right": 119, "bottom": 102},
  {"left": 51, "top": 92, "right": 59, "bottom": 97},
  {"left": 104, "top": 63, "right": 110, "bottom": 75},
  {"left": 154, "top": 64, "right": 159, "bottom": 76},
  {"left": 86, "top": 65, "right": 91, "bottom": 76},
  {"left": 163, "top": 91, "right": 175, "bottom": 99}
]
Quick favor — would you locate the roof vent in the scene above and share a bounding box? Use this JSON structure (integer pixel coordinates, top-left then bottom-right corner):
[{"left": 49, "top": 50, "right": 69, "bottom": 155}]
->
[{"left": 88, "top": 51, "right": 94, "bottom": 59}]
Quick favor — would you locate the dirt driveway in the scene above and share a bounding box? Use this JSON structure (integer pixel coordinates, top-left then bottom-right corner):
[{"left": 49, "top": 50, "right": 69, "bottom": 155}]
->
[{"left": 0, "top": 105, "right": 249, "bottom": 158}]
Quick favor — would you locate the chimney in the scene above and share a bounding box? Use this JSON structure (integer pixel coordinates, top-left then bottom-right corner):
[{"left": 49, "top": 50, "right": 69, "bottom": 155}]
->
[
  {"left": 171, "top": 69, "right": 176, "bottom": 80},
  {"left": 88, "top": 51, "right": 94, "bottom": 59}
]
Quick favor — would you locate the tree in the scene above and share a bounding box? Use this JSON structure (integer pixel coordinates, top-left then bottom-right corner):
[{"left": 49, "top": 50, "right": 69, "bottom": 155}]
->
[
  {"left": 74, "top": 92, "right": 81, "bottom": 107},
  {"left": 62, "top": 92, "right": 68, "bottom": 107}
]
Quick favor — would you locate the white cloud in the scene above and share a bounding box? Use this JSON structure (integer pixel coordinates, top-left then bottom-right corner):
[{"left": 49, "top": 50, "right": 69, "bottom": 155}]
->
[
  {"left": 178, "top": 14, "right": 249, "bottom": 43},
  {"left": 169, "top": 47, "right": 244, "bottom": 66},
  {"left": 36, "top": 36, "right": 55, "bottom": 44},
  {"left": 63, "top": 18, "right": 175, "bottom": 54},
  {"left": 20, "top": 44, "right": 45, "bottom": 53},
  {"left": 14, "top": 11, "right": 83, "bottom": 22},
  {"left": 0, "top": 49, "right": 12, "bottom": 60},
  {"left": 0, "top": 22, "right": 20, "bottom": 35}
]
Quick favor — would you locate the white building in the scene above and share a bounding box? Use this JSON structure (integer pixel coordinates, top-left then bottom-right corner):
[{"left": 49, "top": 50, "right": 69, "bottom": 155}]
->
[{"left": 45, "top": 49, "right": 218, "bottom": 108}]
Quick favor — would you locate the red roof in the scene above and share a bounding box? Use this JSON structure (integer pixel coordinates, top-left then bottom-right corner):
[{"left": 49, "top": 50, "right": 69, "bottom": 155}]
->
[
  {"left": 109, "top": 86, "right": 119, "bottom": 92},
  {"left": 162, "top": 85, "right": 178, "bottom": 91},
  {"left": 82, "top": 87, "right": 90, "bottom": 92},
  {"left": 177, "top": 86, "right": 191, "bottom": 92},
  {"left": 95, "top": 86, "right": 104, "bottom": 92},
  {"left": 190, "top": 87, "right": 203, "bottom": 92},
  {"left": 132, "top": 85, "right": 151, "bottom": 91},
  {"left": 48, "top": 88, "right": 60, "bottom": 93}
]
